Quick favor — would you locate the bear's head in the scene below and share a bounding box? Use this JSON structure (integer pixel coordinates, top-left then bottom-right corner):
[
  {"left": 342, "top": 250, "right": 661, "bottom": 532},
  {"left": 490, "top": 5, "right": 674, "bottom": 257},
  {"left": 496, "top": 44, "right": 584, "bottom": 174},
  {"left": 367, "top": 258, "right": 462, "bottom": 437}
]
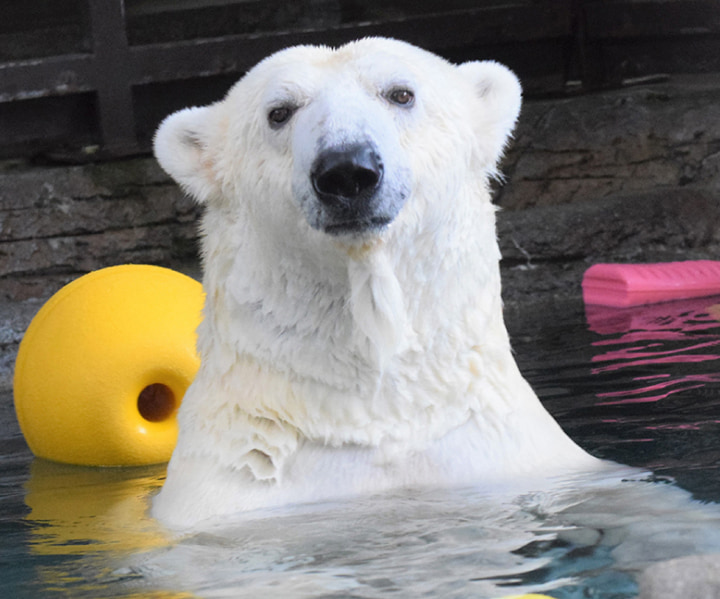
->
[
  {"left": 155, "top": 38, "right": 523, "bottom": 369},
  {"left": 154, "top": 37, "right": 521, "bottom": 244}
]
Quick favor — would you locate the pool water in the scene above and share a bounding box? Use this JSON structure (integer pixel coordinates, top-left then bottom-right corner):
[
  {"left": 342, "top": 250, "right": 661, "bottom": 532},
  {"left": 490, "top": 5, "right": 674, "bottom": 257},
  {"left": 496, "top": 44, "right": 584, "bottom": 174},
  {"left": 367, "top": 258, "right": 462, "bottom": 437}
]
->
[
  {"left": 514, "top": 295, "right": 720, "bottom": 503},
  {"left": 3, "top": 295, "right": 720, "bottom": 598}
]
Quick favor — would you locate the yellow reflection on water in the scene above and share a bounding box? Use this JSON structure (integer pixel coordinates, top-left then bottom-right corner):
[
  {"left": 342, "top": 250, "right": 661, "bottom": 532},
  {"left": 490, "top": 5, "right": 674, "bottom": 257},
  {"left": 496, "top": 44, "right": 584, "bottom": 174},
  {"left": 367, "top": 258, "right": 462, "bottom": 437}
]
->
[
  {"left": 23, "top": 459, "right": 198, "bottom": 597},
  {"left": 25, "top": 459, "right": 170, "bottom": 555}
]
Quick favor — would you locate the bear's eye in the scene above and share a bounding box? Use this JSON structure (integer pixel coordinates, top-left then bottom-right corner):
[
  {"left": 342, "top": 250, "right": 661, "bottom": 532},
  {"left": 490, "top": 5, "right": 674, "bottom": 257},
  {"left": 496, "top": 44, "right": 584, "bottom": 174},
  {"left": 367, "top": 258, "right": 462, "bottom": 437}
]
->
[
  {"left": 267, "top": 105, "right": 296, "bottom": 128},
  {"left": 386, "top": 88, "right": 415, "bottom": 107}
]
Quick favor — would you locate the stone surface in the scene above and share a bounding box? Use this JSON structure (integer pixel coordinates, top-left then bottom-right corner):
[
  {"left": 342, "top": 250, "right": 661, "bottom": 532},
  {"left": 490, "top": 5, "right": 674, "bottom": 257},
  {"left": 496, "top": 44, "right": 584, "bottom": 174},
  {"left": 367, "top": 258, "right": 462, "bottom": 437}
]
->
[
  {"left": 498, "top": 74, "right": 720, "bottom": 210},
  {"left": 0, "top": 157, "right": 201, "bottom": 301},
  {"left": 498, "top": 187, "right": 720, "bottom": 306},
  {"left": 0, "top": 298, "right": 41, "bottom": 395}
]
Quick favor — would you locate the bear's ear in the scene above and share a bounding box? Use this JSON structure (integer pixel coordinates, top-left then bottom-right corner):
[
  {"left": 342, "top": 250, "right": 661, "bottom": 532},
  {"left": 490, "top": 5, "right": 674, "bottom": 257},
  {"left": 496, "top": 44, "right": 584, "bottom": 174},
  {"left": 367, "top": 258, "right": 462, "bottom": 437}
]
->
[
  {"left": 154, "top": 106, "right": 218, "bottom": 204},
  {"left": 457, "top": 60, "right": 522, "bottom": 164}
]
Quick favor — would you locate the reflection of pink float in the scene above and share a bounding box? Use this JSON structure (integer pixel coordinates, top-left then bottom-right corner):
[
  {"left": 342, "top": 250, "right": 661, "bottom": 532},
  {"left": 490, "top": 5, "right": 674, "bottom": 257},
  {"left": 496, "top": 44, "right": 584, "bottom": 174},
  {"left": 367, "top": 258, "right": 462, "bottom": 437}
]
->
[
  {"left": 583, "top": 261, "right": 720, "bottom": 308},
  {"left": 585, "top": 295, "right": 720, "bottom": 407}
]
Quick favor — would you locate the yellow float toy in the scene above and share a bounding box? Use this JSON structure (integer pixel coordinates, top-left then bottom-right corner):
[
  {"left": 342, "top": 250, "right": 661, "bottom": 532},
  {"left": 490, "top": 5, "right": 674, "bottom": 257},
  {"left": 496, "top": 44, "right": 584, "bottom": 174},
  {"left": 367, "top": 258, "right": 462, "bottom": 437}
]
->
[{"left": 13, "top": 265, "right": 203, "bottom": 467}]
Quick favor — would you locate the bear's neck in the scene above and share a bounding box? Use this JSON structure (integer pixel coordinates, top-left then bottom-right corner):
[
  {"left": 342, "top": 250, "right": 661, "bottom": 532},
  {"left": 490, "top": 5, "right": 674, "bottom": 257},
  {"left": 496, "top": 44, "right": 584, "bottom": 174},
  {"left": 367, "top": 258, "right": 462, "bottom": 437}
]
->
[{"left": 196, "top": 193, "right": 526, "bottom": 449}]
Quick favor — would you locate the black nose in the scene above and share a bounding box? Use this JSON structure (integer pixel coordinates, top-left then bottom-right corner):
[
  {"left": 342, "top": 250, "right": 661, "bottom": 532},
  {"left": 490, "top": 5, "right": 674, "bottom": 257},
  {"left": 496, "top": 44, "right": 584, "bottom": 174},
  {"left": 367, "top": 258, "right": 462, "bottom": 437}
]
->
[{"left": 311, "top": 144, "right": 383, "bottom": 208}]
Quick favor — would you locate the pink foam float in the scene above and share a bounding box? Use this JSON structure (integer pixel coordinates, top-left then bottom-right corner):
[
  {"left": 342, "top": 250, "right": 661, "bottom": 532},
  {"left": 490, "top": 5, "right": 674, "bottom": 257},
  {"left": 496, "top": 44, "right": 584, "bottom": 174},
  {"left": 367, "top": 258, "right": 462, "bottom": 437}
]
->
[{"left": 582, "top": 260, "right": 720, "bottom": 308}]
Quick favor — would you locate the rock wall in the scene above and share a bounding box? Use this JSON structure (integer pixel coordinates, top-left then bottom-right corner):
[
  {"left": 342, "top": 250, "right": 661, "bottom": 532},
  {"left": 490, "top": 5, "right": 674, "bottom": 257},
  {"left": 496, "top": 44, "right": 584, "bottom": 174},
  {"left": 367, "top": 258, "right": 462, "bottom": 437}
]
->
[
  {"left": 495, "top": 74, "right": 720, "bottom": 305},
  {"left": 498, "top": 74, "right": 720, "bottom": 210},
  {"left": 0, "top": 158, "right": 200, "bottom": 301}
]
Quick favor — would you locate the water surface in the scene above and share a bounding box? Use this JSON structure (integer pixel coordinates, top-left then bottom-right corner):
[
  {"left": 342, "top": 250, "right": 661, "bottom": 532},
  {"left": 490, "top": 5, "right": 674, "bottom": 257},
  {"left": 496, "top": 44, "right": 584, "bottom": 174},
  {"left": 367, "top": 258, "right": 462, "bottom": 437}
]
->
[{"left": 3, "top": 295, "right": 720, "bottom": 598}]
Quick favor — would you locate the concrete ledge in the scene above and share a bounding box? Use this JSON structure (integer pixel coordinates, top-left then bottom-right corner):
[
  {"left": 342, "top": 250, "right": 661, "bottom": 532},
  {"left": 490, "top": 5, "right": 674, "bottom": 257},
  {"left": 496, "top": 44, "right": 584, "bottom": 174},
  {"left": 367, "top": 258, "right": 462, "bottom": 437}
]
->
[{"left": 498, "top": 187, "right": 720, "bottom": 305}]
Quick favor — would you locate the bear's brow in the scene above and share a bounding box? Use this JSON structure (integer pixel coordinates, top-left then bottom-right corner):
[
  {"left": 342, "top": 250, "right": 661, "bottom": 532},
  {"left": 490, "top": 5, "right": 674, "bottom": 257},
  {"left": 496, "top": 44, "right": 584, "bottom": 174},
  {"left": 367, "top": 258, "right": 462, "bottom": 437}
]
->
[{"left": 264, "top": 81, "right": 312, "bottom": 107}]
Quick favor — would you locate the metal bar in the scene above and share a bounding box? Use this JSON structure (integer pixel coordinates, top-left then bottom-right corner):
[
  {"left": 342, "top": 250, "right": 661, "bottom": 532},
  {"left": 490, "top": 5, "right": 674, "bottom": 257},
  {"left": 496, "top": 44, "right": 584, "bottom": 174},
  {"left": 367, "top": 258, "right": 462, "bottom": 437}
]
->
[
  {"left": 128, "top": 4, "right": 573, "bottom": 85},
  {"left": 0, "top": 0, "right": 577, "bottom": 158},
  {"left": 86, "top": 0, "right": 139, "bottom": 155},
  {"left": 584, "top": 0, "right": 720, "bottom": 40},
  {"left": 0, "top": 3, "right": 571, "bottom": 98},
  {"left": 0, "top": 54, "right": 95, "bottom": 103}
]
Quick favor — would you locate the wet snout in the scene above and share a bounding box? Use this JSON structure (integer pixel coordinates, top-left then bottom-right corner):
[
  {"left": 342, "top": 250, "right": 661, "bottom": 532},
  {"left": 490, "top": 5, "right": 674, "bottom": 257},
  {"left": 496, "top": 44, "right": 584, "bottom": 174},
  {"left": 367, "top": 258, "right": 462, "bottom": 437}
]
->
[
  {"left": 312, "top": 144, "right": 383, "bottom": 203},
  {"left": 310, "top": 143, "right": 389, "bottom": 234}
]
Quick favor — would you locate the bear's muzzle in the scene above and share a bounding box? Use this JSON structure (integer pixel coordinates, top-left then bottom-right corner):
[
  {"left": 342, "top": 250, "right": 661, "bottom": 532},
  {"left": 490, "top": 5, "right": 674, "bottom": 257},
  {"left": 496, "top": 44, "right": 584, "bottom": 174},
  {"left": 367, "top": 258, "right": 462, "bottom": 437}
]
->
[{"left": 311, "top": 143, "right": 390, "bottom": 235}]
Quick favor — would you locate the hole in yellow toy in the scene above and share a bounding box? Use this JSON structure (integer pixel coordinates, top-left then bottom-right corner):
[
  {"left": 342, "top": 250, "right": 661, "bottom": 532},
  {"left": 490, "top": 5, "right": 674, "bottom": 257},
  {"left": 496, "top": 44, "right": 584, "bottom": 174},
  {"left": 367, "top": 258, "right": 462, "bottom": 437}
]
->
[{"left": 137, "top": 383, "right": 176, "bottom": 422}]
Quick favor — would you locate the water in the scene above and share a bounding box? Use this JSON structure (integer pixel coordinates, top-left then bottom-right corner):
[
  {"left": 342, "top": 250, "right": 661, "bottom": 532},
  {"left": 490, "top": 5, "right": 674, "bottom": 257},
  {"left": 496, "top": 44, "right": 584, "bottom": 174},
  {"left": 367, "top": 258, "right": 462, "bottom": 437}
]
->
[
  {"left": 514, "top": 295, "right": 720, "bottom": 503},
  {"left": 3, "top": 295, "right": 720, "bottom": 598}
]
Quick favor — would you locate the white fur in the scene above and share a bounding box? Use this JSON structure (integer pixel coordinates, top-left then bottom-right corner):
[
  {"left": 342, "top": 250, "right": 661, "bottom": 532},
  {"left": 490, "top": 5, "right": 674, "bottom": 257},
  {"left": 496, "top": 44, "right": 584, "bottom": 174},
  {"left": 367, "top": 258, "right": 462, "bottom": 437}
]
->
[{"left": 152, "top": 37, "right": 601, "bottom": 529}]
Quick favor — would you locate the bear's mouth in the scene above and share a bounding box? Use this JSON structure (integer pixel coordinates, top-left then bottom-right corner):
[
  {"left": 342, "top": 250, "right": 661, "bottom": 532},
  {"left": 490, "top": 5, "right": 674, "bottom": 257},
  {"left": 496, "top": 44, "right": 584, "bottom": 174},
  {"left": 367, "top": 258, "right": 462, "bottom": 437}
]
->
[{"left": 323, "top": 215, "right": 393, "bottom": 236}]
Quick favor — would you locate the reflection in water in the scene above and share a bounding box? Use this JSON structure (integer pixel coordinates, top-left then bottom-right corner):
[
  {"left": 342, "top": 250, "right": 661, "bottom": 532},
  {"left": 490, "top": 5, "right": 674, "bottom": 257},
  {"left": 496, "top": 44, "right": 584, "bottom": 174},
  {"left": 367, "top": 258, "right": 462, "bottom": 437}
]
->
[
  {"left": 21, "top": 460, "right": 195, "bottom": 598},
  {"left": 25, "top": 459, "right": 168, "bottom": 555},
  {"left": 586, "top": 297, "right": 720, "bottom": 406}
]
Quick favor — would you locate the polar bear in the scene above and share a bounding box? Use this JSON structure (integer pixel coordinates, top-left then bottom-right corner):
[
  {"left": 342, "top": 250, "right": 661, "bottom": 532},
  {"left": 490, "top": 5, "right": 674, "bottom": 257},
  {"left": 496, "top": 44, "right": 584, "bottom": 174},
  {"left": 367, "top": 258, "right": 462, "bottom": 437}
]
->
[{"left": 152, "top": 37, "right": 602, "bottom": 529}]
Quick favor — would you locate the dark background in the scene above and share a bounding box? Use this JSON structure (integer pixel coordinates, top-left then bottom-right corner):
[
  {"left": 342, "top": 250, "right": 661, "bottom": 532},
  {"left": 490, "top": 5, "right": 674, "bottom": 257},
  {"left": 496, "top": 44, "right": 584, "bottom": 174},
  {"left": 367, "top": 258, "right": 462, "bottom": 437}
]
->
[{"left": 2, "top": 0, "right": 720, "bottom": 160}]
